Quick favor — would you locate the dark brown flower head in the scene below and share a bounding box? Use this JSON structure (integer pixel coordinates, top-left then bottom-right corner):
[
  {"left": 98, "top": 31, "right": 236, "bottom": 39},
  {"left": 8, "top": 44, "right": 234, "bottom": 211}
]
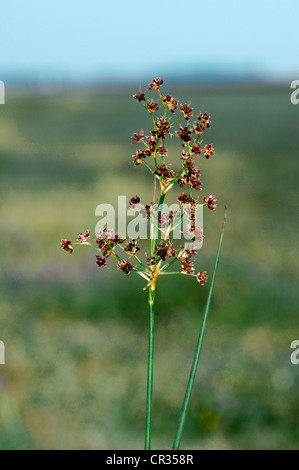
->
[
  {"left": 156, "top": 242, "right": 176, "bottom": 261},
  {"left": 162, "top": 94, "right": 172, "bottom": 106},
  {"left": 129, "top": 195, "right": 141, "bottom": 206},
  {"left": 203, "top": 144, "right": 215, "bottom": 159},
  {"left": 133, "top": 90, "right": 146, "bottom": 102},
  {"left": 183, "top": 157, "right": 195, "bottom": 170},
  {"left": 157, "top": 145, "right": 167, "bottom": 156},
  {"left": 124, "top": 239, "right": 140, "bottom": 254},
  {"left": 198, "top": 113, "right": 211, "bottom": 128},
  {"left": 131, "top": 130, "right": 144, "bottom": 144},
  {"left": 184, "top": 157, "right": 201, "bottom": 191},
  {"left": 151, "top": 128, "right": 166, "bottom": 141},
  {"left": 153, "top": 164, "right": 175, "bottom": 179},
  {"left": 181, "top": 259, "right": 194, "bottom": 275},
  {"left": 147, "top": 100, "right": 159, "bottom": 113},
  {"left": 181, "top": 246, "right": 197, "bottom": 260},
  {"left": 181, "top": 151, "right": 191, "bottom": 161},
  {"left": 191, "top": 144, "right": 202, "bottom": 155},
  {"left": 177, "top": 174, "right": 187, "bottom": 187},
  {"left": 132, "top": 149, "right": 150, "bottom": 166},
  {"left": 114, "top": 233, "right": 126, "bottom": 244},
  {"left": 183, "top": 159, "right": 202, "bottom": 190},
  {"left": 162, "top": 94, "right": 178, "bottom": 113},
  {"left": 96, "top": 255, "right": 107, "bottom": 268},
  {"left": 147, "top": 135, "right": 156, "bottom": 152},
  {"left": 189, "top": 173, "right": 202, "bottom": 191},
  {"left": 95, "top": 228, "right": 120, "bottom": 256},
  {"left": 175, "top": 125, "right": 192, "bottom": 145},
  {"left": 145, "top": 257, "right": 155, "bottom": 268},
  {"left": 155, "top": 243, "right": 168, "bottom": 261},
  {"left": 178, "top": 192, "right": 196, "bottom": 206},
  {"left": 118, "top": 260, "right": 134, "bottom": 274},
  {"left": 197, "top": 271, "right": 208, "bottom": 285},
  {"left": 204, "top": 195, "right": 217, "bottom": 210},
  {"left": 148, "top": 77, "right": 164, "bottom": 91},
  {"left": 180, "top": 103, "right": 193, "bottom": 120},
  {"left": 61, "top": 239, "right": 73, "bottom": 254},
  {"left": 77, "top": 230, "right": 90, "bottom": 243},
  {"left": 169, "top": 98, "right": 179, "bottom": 113},
  {"left": 193, "top": 122, "right": 205, "bottom": 136},
  {"left": 156, "top": 118, "right": 170, "bottom": 133}
]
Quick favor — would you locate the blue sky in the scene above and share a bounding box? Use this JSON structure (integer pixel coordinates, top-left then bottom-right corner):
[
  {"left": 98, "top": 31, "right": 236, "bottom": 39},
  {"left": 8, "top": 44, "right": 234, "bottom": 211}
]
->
[{"left": 0, "top": 0, "right": 298, "bottom": 82}]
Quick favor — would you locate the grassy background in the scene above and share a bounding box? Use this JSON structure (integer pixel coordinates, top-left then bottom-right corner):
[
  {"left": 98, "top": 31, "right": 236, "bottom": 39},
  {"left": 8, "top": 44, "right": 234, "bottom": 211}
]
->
[{"left": 0, "top": 82, "right": 298, "bottom": 449}]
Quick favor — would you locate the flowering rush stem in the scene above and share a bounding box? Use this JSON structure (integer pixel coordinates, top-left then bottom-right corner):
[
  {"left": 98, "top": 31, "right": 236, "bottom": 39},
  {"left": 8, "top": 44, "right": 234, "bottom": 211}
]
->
[
  {"left": 172, "top": 208, "right": 227, "bottom": 450},
  {"left": 145, "top": 287, "right": 155, "bottom": 450}
]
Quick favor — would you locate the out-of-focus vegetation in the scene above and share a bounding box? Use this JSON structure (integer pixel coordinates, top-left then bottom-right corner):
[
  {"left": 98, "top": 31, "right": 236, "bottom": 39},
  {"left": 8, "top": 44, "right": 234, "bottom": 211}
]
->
[{"left": 0, "top": 82, "right": 298, "bottom": 449}]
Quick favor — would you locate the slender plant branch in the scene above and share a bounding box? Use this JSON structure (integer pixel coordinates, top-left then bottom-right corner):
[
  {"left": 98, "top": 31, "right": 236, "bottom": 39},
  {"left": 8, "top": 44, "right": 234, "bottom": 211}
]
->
[
  {"left": 172, "top": 208, "right": 227, "bottom": 450},
  {"left": 152, "top": 193, "right": 166, "bottom": 256},
  {"left": 145, "top": 287, "right": 155, "bottom": 450}
]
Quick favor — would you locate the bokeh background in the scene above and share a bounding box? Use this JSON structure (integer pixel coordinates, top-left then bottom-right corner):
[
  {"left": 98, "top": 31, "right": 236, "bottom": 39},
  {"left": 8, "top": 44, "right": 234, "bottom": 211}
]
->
[{"left": 0, "top": 0, "right": 298, "bottom": 450}]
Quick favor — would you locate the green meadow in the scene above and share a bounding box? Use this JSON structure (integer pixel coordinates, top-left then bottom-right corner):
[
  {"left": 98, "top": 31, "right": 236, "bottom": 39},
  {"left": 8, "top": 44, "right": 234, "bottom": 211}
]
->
[{"left": 0, "top": 82, "right": 298, "bottom": 449}]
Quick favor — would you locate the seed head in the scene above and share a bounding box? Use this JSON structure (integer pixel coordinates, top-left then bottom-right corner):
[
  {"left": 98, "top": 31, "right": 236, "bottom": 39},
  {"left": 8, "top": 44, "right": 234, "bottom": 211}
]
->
[
  {"left": 77, "top": 230, "right": 90, "bottom": 243},
  {"left": 133, "top": 91, "right": 146, "bottom": 102},
  {"left": 203, "top": 144, "right": 215, "bottom": 159},
  {"left": 129, "top": 195, "right": 141, "bottom": 206},
  {"left": 204, "top": 195, "right": 217, "bottom": 210},
  {"left": 124, "top": 239, "right": 140, "bottom": 254},
  {"left": 198, "top": 113, "right": 211, "bottom": 128},
  {"left": 148, "top": 77, "right": 164, "bottom": 91},
  {"left": 96, "top": 255, "right": 107, "bottom": 268},
  {"left": 178, "top": 192, "right": 196, "bottom": 206},
  {"left": 157, "top": 145, "right": 167, "bottom": 156},
  {"left": 118, "top": 260, "right": 134, "bottom": 274},
  {"left": 193, "top": 123, "right": 205, "bottom": 136},
  {"left": 175, "top": 125, "right": 192, "bottom": 145},
  {"left": 180, "top": 103, "right": 193, "bottom": 120},
  {"left": 61, "top": 239, "right": 73, "bottom": 254},
  {"left": 197, "top": 271, "right": 208, "bottom": 285},
  {"left": 162, "top": 94, "right": 178, "bottom": 113},
  {"left": 156, "top": 242, "right": 176, "bottom": 261},
  {"left": 153, "top": 164, "right": 175, "bottom": 179},
  {"left": 147, "top": 135, "right": 156, "bottom": 152},
  {"left": 132, "top": 149, "right": 150, "bottom": 166},
  {"left": 146, "top": 257, "right": 156, "bottom": 267},
  {"left": 131, "top": 130, "right": 144, "bottom": 144},
  {"left": 191, "top": 144, "right": 202, "bottom": 155},
  {"left": 147, "top": 100, "right": 159, "bottom": 113},
  {"left": 181, "top": 151, "right": 191, "bottom": 161},
  {"left": 181, "top": 259, "right": 194, "bottom": 275}
]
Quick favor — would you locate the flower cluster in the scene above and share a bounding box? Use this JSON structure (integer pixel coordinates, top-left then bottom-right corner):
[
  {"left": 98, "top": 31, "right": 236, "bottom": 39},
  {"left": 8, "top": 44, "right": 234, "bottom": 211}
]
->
[{"left": 61, "top": 78, "right": 219, "bottom": 289}]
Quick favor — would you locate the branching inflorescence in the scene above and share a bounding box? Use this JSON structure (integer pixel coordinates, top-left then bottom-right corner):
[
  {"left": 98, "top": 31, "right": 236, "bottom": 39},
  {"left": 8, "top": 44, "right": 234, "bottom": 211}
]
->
[{"left": 61, "top": 78, "right": 216, "bottom": 291}]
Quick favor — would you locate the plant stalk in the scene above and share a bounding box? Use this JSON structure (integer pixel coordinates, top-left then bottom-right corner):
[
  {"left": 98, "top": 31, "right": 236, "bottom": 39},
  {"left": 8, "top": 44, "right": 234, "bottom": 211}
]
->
[
  {"left": 172, "top": 209, "right": 227, "bottom": 450},
  {"left": 145, "top": 287, "right": 155, "bottom": 449}
]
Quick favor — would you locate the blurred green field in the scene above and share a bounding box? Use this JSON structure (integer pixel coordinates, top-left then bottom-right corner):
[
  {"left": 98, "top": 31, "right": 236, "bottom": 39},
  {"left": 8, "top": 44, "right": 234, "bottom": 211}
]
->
[{"left": 0, "top": 82, "right": 298, "bottom": 449}]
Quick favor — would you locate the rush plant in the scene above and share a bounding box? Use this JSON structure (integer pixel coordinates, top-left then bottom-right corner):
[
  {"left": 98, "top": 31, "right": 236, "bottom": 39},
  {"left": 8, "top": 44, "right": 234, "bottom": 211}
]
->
[{"left": 61, "top": 78, "right": 226, "bottom": 450}]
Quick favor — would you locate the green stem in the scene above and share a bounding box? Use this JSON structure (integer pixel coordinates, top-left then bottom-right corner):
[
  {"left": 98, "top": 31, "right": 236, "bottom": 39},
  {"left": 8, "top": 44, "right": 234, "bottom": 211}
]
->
[
  {"left": 145, "top": 287, "right": 155, "bottom": 450},
  {"left": 172, "top": 209, "right": 227, "bottom": 450},
  {"left": 160, "top": 271, "right": 184, "bottom": 275},
  {"left": 160, "top": 256, "right": 179, "bottom": 273},
  {"left": 118, "top": 245, "right": 148, "bottom": 270},
  {"left": 143, "top": 161, "right": 154, "bottom": 173},
  {"left": 151, "top": 193, "right": 165, "bottom": 256},
  {"left": 169, "top": 114, "right": 183, "bottom": 128}
]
